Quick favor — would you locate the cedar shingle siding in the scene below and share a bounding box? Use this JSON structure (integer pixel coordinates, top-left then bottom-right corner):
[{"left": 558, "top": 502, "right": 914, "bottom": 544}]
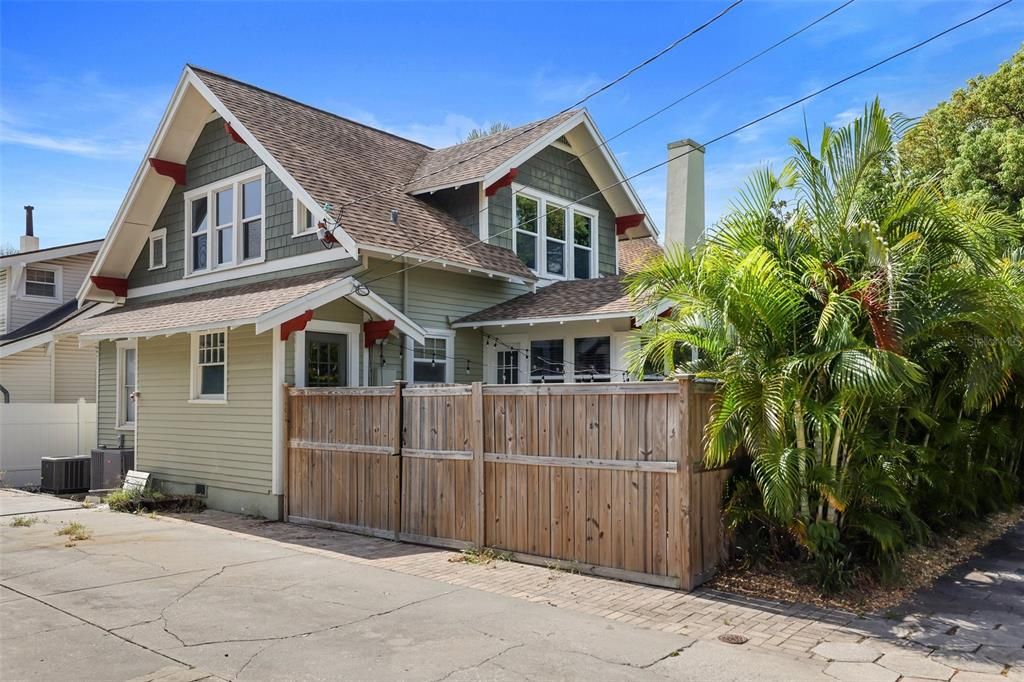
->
[
  {"left": 488, "top": 145, "right": 618, "bottom": 276},
  {"left": 128, "top": 119, "right": 330, "bottom": 289}
]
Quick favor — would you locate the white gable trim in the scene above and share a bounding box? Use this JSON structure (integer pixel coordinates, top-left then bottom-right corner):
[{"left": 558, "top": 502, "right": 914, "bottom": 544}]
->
[
  {"left": 185, "top": 69, "right": 359, "bottom": 259},
  {"left": 481, "top": 110, "right": 657, "bottom": 238},
  {"left": 79, "top": 66, "right": 360, "bottom": 304}
]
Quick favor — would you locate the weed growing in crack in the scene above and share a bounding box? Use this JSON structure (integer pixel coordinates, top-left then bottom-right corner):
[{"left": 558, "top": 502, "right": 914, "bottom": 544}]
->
[
  {"left": 9, "top": 516, "right": 37, "bottom": 527},
  {"left": 449, "top": 547, "right": 511, "bottom": 566},
  {"left": 56, "top": 521, "right": 91, "bottom": 543}
]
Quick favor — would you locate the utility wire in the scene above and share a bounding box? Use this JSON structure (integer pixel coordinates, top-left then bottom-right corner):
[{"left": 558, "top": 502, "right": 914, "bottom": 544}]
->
[
  {"left": 565, "top": 0, "right": 858, "bottom": 169},
  {"left": 349, "top": 0, "right": 853, "bottom": 290},
  {"left": 324, "top": 0, "right": 744, "bottom": 261},
  {"left": 353, "top": 0, "right": 1012, "bottom": 291}
]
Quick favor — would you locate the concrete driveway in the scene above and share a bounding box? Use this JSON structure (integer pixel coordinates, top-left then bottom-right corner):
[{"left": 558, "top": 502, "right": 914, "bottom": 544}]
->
[{"left": 0, "top": 490, "right": 828, "bottom": 681}]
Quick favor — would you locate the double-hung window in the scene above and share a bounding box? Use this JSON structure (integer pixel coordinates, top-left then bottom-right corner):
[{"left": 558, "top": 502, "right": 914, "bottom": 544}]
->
[
  {"left": 514, "top": 195, "right": 539, "bottom": 270},
  {"left": 512, "top": 187, "right": 598, "bottom": 279},
  {"left": 185, "top": 168, "right": 265, "bottom": 276},
  {"left": 116, "top": 340, "right": 137, "bottom": 429},
  {"left": 191, "top": 331, "right": 227, "bottom": 401},
  {"left": 23, "top": 266, "right": 60, "bottom": 300},
  {"left": 411, "top": 337, "right": 448, "bottom": 384}
]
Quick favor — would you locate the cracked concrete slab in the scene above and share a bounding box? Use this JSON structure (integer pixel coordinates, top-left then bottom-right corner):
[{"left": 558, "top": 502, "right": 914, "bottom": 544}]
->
[{"left": 651, "top": 640, "right": 826, "bottom": 681}]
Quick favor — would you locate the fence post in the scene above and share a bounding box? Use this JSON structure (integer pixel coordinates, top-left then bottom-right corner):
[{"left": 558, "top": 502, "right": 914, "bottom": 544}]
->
[
  {"left": 282, "top": 384, "right": 291, "bottom": 521},
  {"left": 676, "top": 376, "right": 696, "bottom": 590},
  {"left": 471, "top": 382, "right": 485, "bottom": 548},
  {"left": 392, "top": 380, "right": 405, "bottom": 540}
]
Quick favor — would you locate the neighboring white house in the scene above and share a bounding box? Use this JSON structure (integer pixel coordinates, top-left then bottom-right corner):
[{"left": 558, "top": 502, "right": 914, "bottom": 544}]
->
[{"left": 0, "top": 207, "right": 103, "bottom": 404}]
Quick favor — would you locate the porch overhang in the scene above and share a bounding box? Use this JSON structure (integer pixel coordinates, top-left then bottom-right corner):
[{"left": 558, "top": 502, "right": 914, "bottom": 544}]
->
[
  {"left": 451, "top": 310, "right": 638, "bottom": 329},
  {"left": 72, "top": 270, "right": 427, "bottom": 346}
]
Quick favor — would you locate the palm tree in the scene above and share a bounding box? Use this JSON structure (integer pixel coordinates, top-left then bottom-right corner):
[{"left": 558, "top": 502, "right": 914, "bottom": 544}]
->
[{"left": 627, "top": 100, "right": 1023, "bottom": 558}]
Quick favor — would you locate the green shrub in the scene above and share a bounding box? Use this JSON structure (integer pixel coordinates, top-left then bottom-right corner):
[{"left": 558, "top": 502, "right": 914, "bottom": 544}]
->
[{"left": 106, "top": 488, "right": 204, "bottom": 514}]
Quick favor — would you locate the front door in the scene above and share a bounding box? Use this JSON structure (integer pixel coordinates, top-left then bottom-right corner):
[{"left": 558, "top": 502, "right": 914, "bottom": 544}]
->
[{"left": 305, "top": 332, "right": 348, "bottom": 387}]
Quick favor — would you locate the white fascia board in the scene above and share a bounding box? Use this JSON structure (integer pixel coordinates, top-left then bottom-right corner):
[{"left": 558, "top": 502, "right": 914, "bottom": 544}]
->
[
  {"left": 0, "top": 331, "right": 55, "bottom": 358},
  {"left": 408, "top": 177, "right": 485, "bottom": 196},
  {"left": 254, "top": 278, "right": 357, "bottom": 334},
  {"left": 0, "top": 241, "right": 102, "bottom": 268},
  {"left": 481, "top": 110, "right": 658, "bottom": 239},
  {"left": 185, "top": 68, "right": 359, "bottom": 260},
  {"left": 451, "top": 310, "right": 638, "bottom": 329},
  {"left": 357, "top": 244, "right": 531, "bottom": 284},
  {"left": 77, "top": 68, "right": 195, "bottom": 305},
  {"left": 481, "top": 111, "right": 588, "bottom": 189},
  {"left": 127, "top": 249, "right": 364, "bottom": 299},
  {"left": 575, "top": 112, "right": 658, "bottom": 238},
  {"left": 80, "top": 318, "right": 258, "bottom": 342}
]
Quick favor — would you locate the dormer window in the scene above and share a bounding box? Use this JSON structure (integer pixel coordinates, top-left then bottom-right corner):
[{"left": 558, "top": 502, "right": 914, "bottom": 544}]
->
[
  {"left": 512, "top": 186, "right": 598, "bottom": 280},
  {"left": 184, "top": 168, "right": 265, "bottom": 276}
]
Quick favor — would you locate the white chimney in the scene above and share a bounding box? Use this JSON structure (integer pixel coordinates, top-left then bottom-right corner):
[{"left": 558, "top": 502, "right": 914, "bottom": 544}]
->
[
  {"left": 20, "top": 205, "right": 39, "bottom": 253},
  {"left": 664, "top": 139, "right": 705, "bottom": 249}
]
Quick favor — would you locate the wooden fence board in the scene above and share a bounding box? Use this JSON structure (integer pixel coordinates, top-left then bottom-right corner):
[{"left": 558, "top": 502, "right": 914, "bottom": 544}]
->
[{"left": 285, "top": 379, "right": 728, "bottom": 590}]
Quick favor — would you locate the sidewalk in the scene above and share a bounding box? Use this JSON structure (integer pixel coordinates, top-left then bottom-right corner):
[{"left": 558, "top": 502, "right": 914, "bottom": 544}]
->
[{"left": 181, "top": 510, "right": 1024, "bottom": 681}]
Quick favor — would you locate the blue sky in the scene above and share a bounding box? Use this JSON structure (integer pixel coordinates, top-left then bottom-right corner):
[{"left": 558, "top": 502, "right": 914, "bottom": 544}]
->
[{"left": 1, "top": 0, "right": 1021, "bottom": 249}]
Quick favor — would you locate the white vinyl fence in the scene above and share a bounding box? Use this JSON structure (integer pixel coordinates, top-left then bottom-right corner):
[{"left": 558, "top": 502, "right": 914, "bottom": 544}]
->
[{"left": 0, "top": 399, "right": 97, "bottom": 488}]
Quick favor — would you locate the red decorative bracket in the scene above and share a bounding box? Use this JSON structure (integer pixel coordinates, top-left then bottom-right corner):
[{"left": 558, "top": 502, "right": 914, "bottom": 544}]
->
[
  {"left": 148, "top": 158, "right": 187, "bottom": 185},
  {"left": 615, "top": 214, "right": 645, "bottom": 236},
  {"left": 223, "top": 122, "right": 246, "bottom": 145},
  {"left": 280, "top": 310, "right": 314, "bottom": 341},
  {"left": 363, "top": 319, "right": 396, "bottom": 348},
  {"left": 484, "top": 168, "right": 518, "bottom": 197},
  {"left": 90, "top": 276, "right": 128, "bottom": 298}
]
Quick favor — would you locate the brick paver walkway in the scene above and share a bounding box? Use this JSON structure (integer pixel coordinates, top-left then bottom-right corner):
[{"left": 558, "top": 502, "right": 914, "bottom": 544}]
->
[{"left": 171, "top": 511, "right": 1023, "bottom": 681}]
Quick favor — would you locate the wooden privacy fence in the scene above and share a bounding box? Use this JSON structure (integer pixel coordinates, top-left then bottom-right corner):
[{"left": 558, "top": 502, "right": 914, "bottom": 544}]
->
[{"left": 285, "top": 379, "right": 729, "bottom": 590}]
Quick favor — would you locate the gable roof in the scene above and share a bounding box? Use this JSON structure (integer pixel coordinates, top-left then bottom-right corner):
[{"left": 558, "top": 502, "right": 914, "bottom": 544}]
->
[
  {"left": 0, "top": 239, "right": 102, "bottom": 268},
  {"left": 407, "top": 111, "right": 579, "bottom": 194},
  {"left": 189, "top": 67, "right": 534, "bottom": 281},
  {"left": 618, "top": 237, "right": 663, "bottom": 274},
  {"left": 452, "top": 276, "right": 635, "bottom": 326}
]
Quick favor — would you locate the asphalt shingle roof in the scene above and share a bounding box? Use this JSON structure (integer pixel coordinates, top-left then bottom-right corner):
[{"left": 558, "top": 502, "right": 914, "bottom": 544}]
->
[
  {"left": 406, "top": 111, "right": 579, "bottom": 193},
  {"left": 617, "top": 237, "right": 663, "bottom": 274},
  {"left": 67, "top": 269, "right": 353, "bottom": 339},
  {"left": 0, "top": 300, "right": 98, "bottom": 344},
  {"left": 191, "top": 67, "right": 535, "bottom": 281},
  {"left": 455, "top": 276, "right": 635, "bottom": 325}
]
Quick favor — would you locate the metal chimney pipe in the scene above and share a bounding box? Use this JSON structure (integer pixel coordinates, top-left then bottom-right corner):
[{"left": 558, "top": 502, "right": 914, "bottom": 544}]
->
[{"left": 24, "top": 205, "right": 34, "bottom": 236}]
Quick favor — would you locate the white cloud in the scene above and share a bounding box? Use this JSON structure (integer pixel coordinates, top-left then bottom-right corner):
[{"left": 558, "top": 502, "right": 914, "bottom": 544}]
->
[
  {"left": 0, "top": 126, "right": 144, "bottom": 159},
  {"left": 389, "top": 113, "right": 488, "bottom": 149},
  {"left": 529, "top": 68, "right": 604, "bottom": 106}
]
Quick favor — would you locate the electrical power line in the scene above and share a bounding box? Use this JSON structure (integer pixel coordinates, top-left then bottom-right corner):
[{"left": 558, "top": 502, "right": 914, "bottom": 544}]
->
[
  {"left": 321, "top": 0, "right": 744, "bottom": 260},
  {"left": 565, "top": 0, "right": 858, "bottom": 169},
  {"left": 353, "top": 0, "right": 1012, "bottom": 291},
  {"left": 338, "top": 0, "right": 849, "bottom": 286}
]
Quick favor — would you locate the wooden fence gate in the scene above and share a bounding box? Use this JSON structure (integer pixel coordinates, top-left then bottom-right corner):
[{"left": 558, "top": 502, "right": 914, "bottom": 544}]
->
[{"left": 285, "top": 378, "right": 729, "bottom": 590}]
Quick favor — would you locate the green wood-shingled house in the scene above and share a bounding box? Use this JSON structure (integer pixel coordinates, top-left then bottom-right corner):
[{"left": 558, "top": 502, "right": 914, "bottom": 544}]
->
[{"left": 73, "top": 65, "right": 663, "bottom": 518}]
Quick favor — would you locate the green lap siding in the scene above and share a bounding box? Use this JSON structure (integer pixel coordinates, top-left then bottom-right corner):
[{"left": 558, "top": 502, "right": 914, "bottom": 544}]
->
[
  {"left": 97, "top": 341, "right": 133, "bottom": 448},
  {"left": 136, "top": 326, "right": 272, "bottom": 494}
]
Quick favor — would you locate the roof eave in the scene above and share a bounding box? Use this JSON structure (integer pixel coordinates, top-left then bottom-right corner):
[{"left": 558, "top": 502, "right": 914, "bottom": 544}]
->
[{"left": 452, "top": 310, "right": 637, "bottom": 329}]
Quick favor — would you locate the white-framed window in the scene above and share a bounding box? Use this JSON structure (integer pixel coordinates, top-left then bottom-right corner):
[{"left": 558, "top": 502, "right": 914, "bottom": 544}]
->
[
  {"left": 405, "top": 331, "right": 455, "bottom": 384},
  {"left": 184, "top": 167, "right": 265, "bottom": 276},
  {"left": 293, "top": 320, "right": 361, "bottom": 388},
  {"left": 148, "top": 229, "right": 167, "bottom": 270},
  {"left": 293, "top": 200, "right": 316, "bottom": 236},
  {"left": 23, "top": 265, "right": 61, "bottom": 301},
  {"left": 190, "top": 330, "right": 227, "bottom": 401},
  {"left": 512, "top": 185, "right": 598, "bottom": 280},
  {"left": 116, "top": 340, "right": 137, "bottom": 429}
]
